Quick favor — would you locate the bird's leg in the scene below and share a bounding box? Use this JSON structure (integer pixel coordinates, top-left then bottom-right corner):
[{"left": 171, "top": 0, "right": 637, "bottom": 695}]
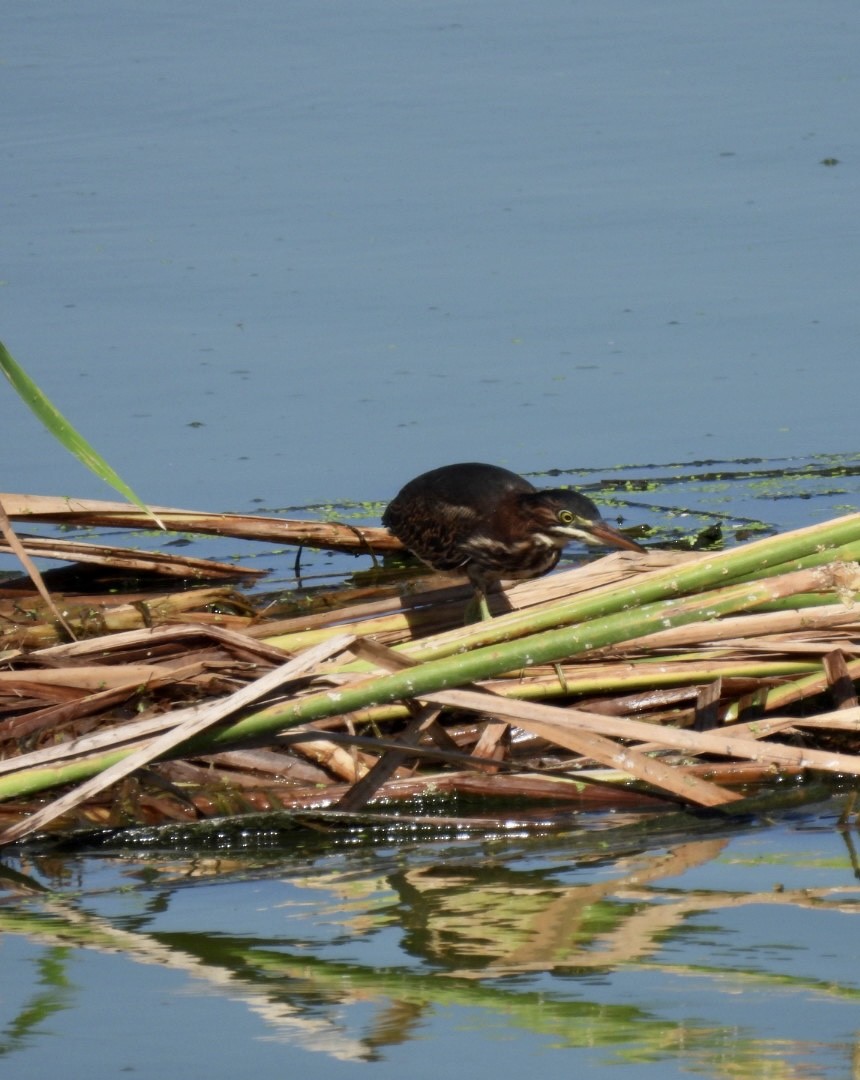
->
[
  {"left": 464, "top": 588, "right": 492, "bottom": 624},
  {"left": 465, "top": 566, "right": 496, "bottom": 623}
]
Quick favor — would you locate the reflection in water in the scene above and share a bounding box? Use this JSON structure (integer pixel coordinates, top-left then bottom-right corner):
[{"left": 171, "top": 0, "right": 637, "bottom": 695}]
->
[
  {"left": 2, "top": 808, "right": 860, "bottom": 1076},
  {"left": 391, "top": 837, "right": 733, "bottom": 975}
]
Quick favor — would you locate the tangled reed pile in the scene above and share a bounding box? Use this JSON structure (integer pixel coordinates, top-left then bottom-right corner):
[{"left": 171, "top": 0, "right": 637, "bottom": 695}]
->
[{"left": 3, "top": 495, "right": 860, "bottom": 846}]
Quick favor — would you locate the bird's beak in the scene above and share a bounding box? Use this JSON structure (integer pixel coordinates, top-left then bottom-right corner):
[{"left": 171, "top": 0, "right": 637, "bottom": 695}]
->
[{"left": 583, "top": 519, "right": 646, "bottom": 553}]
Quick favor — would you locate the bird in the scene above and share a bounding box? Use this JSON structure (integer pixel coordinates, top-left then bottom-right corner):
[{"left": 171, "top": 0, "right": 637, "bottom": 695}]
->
[{"left": 382, "top": 462, "right": 645, "bottom": 619}]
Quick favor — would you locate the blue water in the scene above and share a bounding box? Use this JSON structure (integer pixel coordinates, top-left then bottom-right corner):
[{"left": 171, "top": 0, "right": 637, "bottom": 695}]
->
[
  {"left": 3, "top": 0, "right": 858, "bottom": 512},
  {"left": 3, "top": 804, "right": 860, "bottom": 1078}
]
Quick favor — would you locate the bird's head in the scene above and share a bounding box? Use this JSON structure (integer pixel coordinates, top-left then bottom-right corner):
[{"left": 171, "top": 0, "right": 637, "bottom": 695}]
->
[{"left": 519, "top": 489, "right": 645, "bottom": 553}]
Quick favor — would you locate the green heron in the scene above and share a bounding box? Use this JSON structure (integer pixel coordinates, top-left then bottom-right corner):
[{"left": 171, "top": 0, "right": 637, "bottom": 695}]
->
[{"left": 383, "top": 462, "right": 645, "bottom": 619}]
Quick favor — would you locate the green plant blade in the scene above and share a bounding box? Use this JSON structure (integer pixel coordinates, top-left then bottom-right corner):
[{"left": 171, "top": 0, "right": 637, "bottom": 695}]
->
[{"left": 0, "top": 340, "right": 163, "bottom": 527}]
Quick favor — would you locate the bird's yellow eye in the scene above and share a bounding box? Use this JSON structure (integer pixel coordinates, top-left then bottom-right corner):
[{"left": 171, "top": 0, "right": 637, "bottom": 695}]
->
[{"left": 558, "top": 509, "right": 574, "bottom": 525}]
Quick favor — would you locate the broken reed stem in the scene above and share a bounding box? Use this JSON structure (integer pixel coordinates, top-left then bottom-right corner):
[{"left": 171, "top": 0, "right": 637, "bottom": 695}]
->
[
  {"left": 0, "top": 492, "right": 400, "bottom": 555},
  {"left": 423, "top": 690, "right": 860, "bottom": 780}
]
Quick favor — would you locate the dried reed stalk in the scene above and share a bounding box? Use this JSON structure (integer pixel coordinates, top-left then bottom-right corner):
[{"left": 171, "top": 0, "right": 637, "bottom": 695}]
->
[{"left": 1, "top": 492, "right": 400, "bottom": 555}]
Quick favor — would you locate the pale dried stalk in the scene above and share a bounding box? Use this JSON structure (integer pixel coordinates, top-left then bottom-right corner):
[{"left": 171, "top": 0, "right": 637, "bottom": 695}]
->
[
  {"left": 0, "top": 497, "right": 76, "bottom": 639},
  {"left": 1, "top": 587, "right": 251, "bottom": 650},
  {"left": 423, "top": 689, "right": 860, "bottom": 778},
  {"left": 0, "top": 665, "right": 181, "bottom": 691},
  {"left": 33, "top": 621, "right": 291, "bottom": 663},
  {"left": 0, "top": 534, "right": 261, "bottom": 580},
  {"left": 1, "top": 493, "right": 400, "bottom": 555},
  {"left": 612, "top": 603, "right": 860, "bottom": 653},
  {"left": 288, "top": 736, "right": 368, "bottom": 783},
  {"left": 415, "top": 688, "right": 740, "bottom": 807}
]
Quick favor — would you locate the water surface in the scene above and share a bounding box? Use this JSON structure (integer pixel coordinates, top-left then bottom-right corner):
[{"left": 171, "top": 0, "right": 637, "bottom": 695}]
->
[
  {"left": 3, "top": 0, "right": 858, "bottom": 510},
  {"left": 3, "top": 800, "right": 860, "bottom": 1078}
]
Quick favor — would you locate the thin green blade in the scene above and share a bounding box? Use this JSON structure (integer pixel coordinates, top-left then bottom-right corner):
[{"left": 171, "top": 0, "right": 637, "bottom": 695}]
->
[{"left": 0, "top": 340, "right": 164, "bottom": 528}]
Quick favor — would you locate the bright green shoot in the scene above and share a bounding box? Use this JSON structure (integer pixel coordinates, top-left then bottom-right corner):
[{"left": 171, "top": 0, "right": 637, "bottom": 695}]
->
[{"left": 0, "top": 339, "right": 164, "bottom": 528}]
